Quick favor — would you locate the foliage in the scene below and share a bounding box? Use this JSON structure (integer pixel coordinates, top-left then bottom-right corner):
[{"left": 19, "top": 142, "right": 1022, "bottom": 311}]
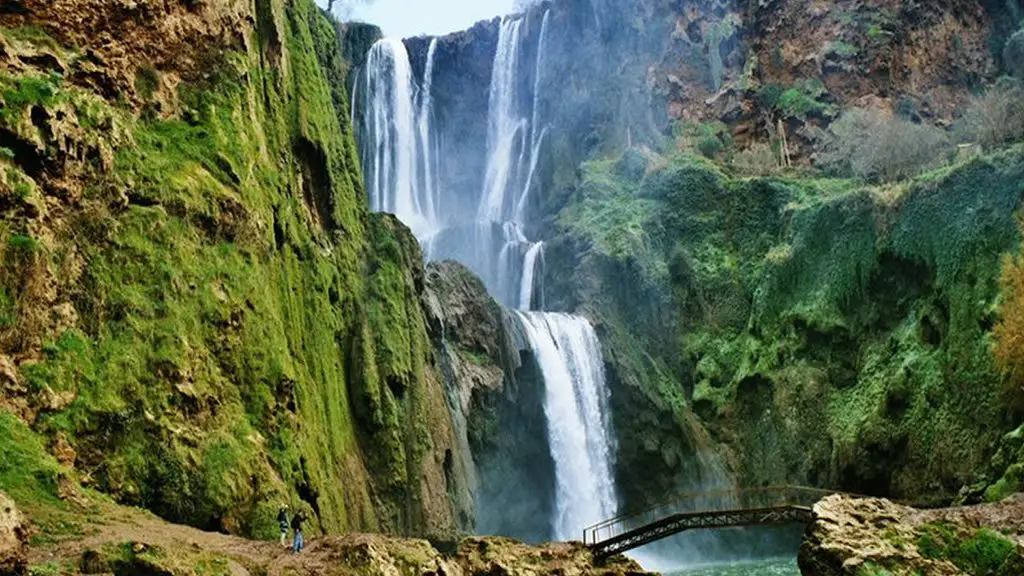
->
[
  {"left": 776, "top": 79, "right": 835, "bottom": 120},
  {"left": 961, "top": 79, "right": 1024, "bottom": 150},
  {"left": 995, "top": 246, "right": 1024, "bottom": 377},
  {"left": 918, "top": 524, "right": 1018, "bottom": 576},
  {"left": 731, "top": 142, "right": 778, "bottom": 176},
  {"left": 1004, "top": 28, "right": 1024, "bottom": 79},
  {"left": 819, "top": 107, "right": 950, "bottom": 182}
]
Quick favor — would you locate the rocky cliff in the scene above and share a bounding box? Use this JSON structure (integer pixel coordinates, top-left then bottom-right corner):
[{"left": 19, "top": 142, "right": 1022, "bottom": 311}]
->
[{"left": 0, "top": 0, "right": 473, "bottom": 541}]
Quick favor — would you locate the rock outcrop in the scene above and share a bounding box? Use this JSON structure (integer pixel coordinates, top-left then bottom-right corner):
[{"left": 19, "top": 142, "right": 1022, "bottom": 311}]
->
[
  {"left": 424, "top": 261, "right": 556, "bottom": 542},
  {"left": 799, "top": 494, "right": 1024, "bottom": 575},
  {"left": 0, "top": 491, "right": 27, "bottom": 576}
]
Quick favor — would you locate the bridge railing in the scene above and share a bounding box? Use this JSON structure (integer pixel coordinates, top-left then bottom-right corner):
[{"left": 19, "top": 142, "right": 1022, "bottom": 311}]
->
[{"left": 583, "top": 485, "right": 836, "bottom": 546}]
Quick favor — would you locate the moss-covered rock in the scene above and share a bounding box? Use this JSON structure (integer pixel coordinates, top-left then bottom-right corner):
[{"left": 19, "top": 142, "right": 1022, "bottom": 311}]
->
[
  {"left": 547, "top": 147, "right": 1024, "bottom": 508},
  {"left": 0, "top": 0, "right": 468, "bottom": 541}
]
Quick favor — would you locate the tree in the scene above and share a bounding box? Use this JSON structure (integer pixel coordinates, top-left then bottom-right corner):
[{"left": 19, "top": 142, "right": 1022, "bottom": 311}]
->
[{"left": 1004, "top": 28, "right": 1024, "bottom": 79}]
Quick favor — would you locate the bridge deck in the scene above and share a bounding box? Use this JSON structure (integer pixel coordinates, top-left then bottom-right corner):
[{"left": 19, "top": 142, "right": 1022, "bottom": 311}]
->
[{"left": 584, "top": 486, "right": 837, "bottom": 559}]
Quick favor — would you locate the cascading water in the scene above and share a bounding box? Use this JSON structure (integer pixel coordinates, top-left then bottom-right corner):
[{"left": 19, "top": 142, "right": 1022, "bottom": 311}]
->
[
  {"left": 514, "top": 312, "right": 618, "bottom": 540},
  {"left": 358, "top": 10, "right": 619, "bottom": 542},
  {"left": 361, "top": 39, "right": 436, "bottom": 237}
]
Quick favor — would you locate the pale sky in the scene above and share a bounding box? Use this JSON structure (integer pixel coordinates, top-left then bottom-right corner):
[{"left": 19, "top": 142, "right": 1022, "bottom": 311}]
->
[{"left": 348, "top": 0, "right": 516, "bottom": 39}]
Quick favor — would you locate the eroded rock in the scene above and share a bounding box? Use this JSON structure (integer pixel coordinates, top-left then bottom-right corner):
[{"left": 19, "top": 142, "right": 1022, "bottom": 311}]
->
[
  {"left": 799, "top": 494, "right": 1024, "bottom": 575},
  {"left": 0, "top": 491, "right": 28, "bottom": 576}
]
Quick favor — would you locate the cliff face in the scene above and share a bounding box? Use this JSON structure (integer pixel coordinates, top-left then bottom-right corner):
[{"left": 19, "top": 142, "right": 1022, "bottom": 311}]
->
[{"left": 0, "top": 0, "right": 471, "bottom": 540}]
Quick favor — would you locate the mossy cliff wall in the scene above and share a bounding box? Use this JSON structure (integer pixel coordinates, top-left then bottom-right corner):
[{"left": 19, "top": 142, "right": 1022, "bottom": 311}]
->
[
  {"left": 0, "top": 0, "right": 469, "bottom": 540},
  {"left": 544, "top": 148, "right": 1024, "bottom": 509}
]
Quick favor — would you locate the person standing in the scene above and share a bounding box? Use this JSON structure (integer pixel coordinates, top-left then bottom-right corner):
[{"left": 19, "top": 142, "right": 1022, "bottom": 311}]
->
[
  {"left": 277, "top": 505, "right": 290, "bottom": 548},
  {"left": 291, "top": 510, "right": 307, "bottom": 553}
]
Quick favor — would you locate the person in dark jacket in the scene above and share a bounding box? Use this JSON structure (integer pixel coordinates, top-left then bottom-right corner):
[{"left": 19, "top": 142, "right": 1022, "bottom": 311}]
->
[
  {"left": 277, "top": 505, "right": 289, "bottom": 548},
  {"left": 291, "top": 510, "right": 307, "bottom": 553}
]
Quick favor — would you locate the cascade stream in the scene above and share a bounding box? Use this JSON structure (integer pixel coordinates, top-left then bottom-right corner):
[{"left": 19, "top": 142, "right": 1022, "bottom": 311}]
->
[{"left": 357, "top": 13, "right": 619, "bottom": 542}]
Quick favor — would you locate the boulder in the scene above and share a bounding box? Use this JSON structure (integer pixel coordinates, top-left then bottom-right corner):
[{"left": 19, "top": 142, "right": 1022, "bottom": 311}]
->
[
  {"left": 798, "top": 494, "right": 1024, "bottom": 575},
  {"left": 0, "top": 491, "right": 28, "bottom": 576}
]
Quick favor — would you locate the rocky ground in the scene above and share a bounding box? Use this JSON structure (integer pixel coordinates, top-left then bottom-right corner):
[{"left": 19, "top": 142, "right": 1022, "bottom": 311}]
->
[
  {"left": 799, "top": 494, "right": 1024, "bottom": 575},
  {"left": 0, "top": 489, "right": 647, "bottom": 576}
]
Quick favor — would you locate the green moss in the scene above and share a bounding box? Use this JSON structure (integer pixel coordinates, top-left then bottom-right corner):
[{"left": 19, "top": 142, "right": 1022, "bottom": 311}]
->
[
  {"left": 0, "top": 410, "right": 63, "bottom": 505},
  {"left": 984, "top": 463, "right": 1023, "bottom": 502},
  {"left": 918, "top": 524, "right": 1019, "bottom": 575},
  {"left": 0, "top": 72, "right": 64, "bottom": 125}
]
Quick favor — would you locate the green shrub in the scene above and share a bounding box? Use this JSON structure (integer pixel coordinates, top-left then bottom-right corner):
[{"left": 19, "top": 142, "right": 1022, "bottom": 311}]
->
[
  {"left": 819, "top": 107, "right": 950, "bottom": 182},
  {"left": 7, "top": 233, "right": 39, "bottom": 252},
  {"left": 826, "top": 40, "right": 859, "bottom": 58},
  {"left": 777, "top": 78, "right": 835, "bottom": 119},
  {"left": 0, "top": 147, "right": 13, "bottom": 161},
  {"left": 956, "top": 529, "right": 1016, "bottom": 575},
  {"left": 731, "top": 142, "right": 778, "bottom": 176},
  {"left": 1004, "top": 28, "right": 1024, "bottom": 79},
  {"left": 134, "top": 65, "right": 160, "bottom": 101},
  {"left": 697, "top": 135, "right": 725, "bottom": 159},
  {"left": 961, "top": 80, "right": 1024, "bottom": 149}
]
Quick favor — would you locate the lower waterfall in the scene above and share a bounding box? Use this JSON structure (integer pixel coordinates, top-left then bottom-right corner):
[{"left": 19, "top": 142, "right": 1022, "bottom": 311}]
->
[{"left": 514, "top": 311, "right": 618, "bottom": 540}]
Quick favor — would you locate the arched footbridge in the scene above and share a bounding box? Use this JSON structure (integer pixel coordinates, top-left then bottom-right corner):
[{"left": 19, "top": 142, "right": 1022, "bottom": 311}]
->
[{"left": 584, "top": 485, "right": 844, "bottom": 559}]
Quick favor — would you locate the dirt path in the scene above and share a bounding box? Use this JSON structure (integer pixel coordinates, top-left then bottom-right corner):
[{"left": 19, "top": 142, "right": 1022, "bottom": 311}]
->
[{"left": 26, "top": 498, "right": 365, "bottom": 576}]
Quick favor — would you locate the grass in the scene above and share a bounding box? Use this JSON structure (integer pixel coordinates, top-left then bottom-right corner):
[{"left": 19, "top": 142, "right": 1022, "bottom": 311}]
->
[{"left": 0, "top": 410, "right": 63, "bottom": 506}]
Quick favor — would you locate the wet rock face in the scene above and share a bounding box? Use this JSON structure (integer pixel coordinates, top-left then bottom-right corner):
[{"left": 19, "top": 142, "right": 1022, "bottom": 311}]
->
[
  {"left": 0, "top": 491, "right": 28, "bottom": 576},
  {"left": 424, "top": 261, "right": 557, "bottom": 542},
  {"left": 799, "top": 494, "right": 1024, "bottom": 575}
]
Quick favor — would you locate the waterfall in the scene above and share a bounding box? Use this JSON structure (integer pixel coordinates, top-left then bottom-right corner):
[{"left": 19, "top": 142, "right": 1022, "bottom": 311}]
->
[
  {"left": 515, "top": 312, "right": 618, "bottom": 540},
  {"left": 519, "top": 241, "right": 544, "bottom": 310},
  {"left": 478, "top": 17, "right": 527, "bottom": 224},
  {"left": 361, "top": 39, "right": 436, "bottom": 238},
  {"left": 359, "top": 14, "right": 621, "bottom": 542},
  {"left": 418, "top": 38, "right": 440, "bottom": 223}
]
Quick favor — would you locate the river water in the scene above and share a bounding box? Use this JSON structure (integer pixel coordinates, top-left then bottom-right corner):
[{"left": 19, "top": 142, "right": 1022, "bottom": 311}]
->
[{"left": 669, "top": 558, "right": 799, "bottom": 575}]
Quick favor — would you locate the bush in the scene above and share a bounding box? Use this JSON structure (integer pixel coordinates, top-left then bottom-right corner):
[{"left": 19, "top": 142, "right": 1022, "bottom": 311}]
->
[
  {"left": 777, "top": 79, "right": 835, "bottom": 119},
  {"left": 818, "top": 107, "right": 950, "bottom": 182},
  {"left": 1004, "top": 28, "right": 1024, "bottom": 79},
  {"left": 732, "top": 142, "right": 778, "bottom": 176},
  {"left": 961, "top": 80, "right": 1024, "bottom": 149}
]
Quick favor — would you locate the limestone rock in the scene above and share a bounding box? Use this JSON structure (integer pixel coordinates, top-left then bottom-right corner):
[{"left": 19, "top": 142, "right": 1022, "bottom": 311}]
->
[
  {"left": 0, "top": 491, "right": 28, "bottom": 576},
  {"left": 456, "top": 537, "right": 646, "bottom": 576},
  {"left": 798, "top": 494, "right": 1024, "bottom": 575}
]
